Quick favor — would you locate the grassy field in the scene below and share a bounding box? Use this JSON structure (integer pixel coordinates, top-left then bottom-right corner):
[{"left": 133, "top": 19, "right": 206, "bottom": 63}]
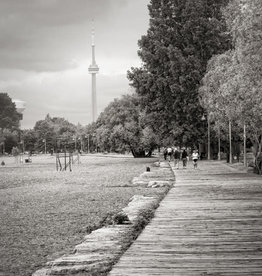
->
[{"left": 0, "top": 154, "right": 166, "bottom": 276}]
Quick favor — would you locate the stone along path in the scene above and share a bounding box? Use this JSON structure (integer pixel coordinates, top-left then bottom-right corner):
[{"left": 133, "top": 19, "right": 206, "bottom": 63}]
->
[{"left": 109, "top": 161, "right": 262, "bottom": 275}]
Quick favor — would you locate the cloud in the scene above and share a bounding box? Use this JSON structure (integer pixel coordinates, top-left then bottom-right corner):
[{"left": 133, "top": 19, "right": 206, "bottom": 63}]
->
[
  {"left": 0, "top": 0, "right": 143, "bottom": 72},
  {"left": 0, "top": 0, "right": 107, "bottom": 71},
  {"left": 3, "top": 67, "right": 131, "bottom": 128},
  {"left": 0, "top": 0, "right": 150, "bottom": 128}
]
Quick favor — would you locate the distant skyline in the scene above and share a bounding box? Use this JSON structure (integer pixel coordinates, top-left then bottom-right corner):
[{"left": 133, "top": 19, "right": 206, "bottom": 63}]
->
[{"left": 0, "top": 0, "right": 150, "bottom": 129}]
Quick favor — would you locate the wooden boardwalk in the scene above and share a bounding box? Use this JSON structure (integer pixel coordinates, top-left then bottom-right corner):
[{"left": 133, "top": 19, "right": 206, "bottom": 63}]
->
[{"left": 109, "top": 161, "right": 262, "bottom": 276}]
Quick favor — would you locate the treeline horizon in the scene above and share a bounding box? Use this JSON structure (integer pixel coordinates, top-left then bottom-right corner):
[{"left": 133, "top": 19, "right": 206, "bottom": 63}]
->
[{"left": 1, "top": 0, "right": 261, "bottom": 165}]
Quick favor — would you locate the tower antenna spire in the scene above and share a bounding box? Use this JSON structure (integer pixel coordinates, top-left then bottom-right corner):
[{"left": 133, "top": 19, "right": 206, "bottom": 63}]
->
[
  {"left": 91, "top": 20, "right": 95, "bottom": 47},
  {"left": 88, "top": 22, "right": 99, "bottom": 122}
]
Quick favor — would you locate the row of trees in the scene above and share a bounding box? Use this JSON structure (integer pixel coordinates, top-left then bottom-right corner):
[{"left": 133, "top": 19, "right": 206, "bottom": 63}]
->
[
  {"left": 0, "top": 93, "right": 98, "bottom": 154},
  {"left": 199, "top": 0, "right": 262, "bottom": 172},
  {"left": 2, "top": 0, "right": 260, "bottom": 163},
  {"left": 0, "top": 0, "right": 234, "bottom": 157},
  {"left": 91, "top": 0, "right": 261, "bottom": 165},
  {"left": 21, "top": 114, "right": 90, "bottom": 154},
  {"left": 0, "top": 93, "right": 157, "bottom": 157},
  {"left": 89, "top": 0, "right": 231, "bottom": 157}
]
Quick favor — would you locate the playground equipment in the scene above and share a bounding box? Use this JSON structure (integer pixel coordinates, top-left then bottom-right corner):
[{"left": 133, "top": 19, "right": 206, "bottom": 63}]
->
[{"left": 55, "top": 151, "right": 80, "bottom": 171}]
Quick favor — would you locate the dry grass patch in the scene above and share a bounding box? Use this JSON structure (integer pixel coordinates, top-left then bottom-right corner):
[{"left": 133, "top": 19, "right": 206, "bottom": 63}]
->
[{"left": 0, "top": 155, "right": 167, "bottom": 276}]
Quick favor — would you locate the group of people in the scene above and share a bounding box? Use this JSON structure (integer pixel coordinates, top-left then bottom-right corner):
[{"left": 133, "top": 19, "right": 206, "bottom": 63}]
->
[{"left": 163, "top": 147, "right": 199, "bottom": 169}]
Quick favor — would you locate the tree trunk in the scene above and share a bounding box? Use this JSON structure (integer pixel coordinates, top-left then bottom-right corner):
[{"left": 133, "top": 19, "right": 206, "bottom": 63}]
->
[
  {"left": 243, "top": 123, "right": 247, "bottom": 167},
  {"left": 218, "top": 126, "right": 221, "bottom": 161},
  {"left": 207, "top": 115, "right": 211, "bottom": 160},
  {"left": 229, "top": 120, "right": 232, "bottom": 164},
  {"left": 131, "top": 148, "right": 146, "bottom": 158},
  {"left": 254, "top": 135, "right": 262, "bottom": 175}
]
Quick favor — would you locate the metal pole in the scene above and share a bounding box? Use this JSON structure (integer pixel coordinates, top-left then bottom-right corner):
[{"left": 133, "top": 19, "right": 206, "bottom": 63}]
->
[
  {"left": 87, "top": 135, "right": 90, "bottom": 153},
  {"left": 56, "top": 153, "right": 58, "bottom": 171},
  {"left": 218, "top": 126, "right": 221, "bottom": 161},
  {"left": 208, "top": 115, "right": 211, "bottom": 160},
  {"left": 229, "top": 120, "right": 232, "bottom": 164},
  {"left": 64, "top": 149, "right": 67, "bottom": 171},
  {"left": 244, "top": 123, "right": 247, "bottom": 167},
  {"left": 69, "top": 153, "right": 72, "bottom": 172}
]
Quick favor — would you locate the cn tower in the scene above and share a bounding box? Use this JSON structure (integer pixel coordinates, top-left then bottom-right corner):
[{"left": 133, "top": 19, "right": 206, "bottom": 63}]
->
[{"left": 88, "top": 28, "right": 99, "bottom": 122}]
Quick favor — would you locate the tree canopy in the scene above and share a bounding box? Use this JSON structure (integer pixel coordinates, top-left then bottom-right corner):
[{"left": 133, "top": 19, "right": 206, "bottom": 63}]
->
[
  {"left": 0, "top": 93, "right": 20, "bottom": 130},
  {"left": 199, "top": 0, "right": 262, "bottom": 171},
  {"left": 33, "top": 114, "right": 78, "bottom": 152},
  {"left": 95, "top": 94, "right": 158, "bottom": 157},
  {"left": 0, "top": 93, "right": 20, "bottom": 154},
  {"left": 128, "top": 0, "right": 230, "bottom": 147}
]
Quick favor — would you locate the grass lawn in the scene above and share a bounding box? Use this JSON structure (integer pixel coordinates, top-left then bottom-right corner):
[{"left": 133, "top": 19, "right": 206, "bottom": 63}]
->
[{"left": 0, "top": 154, "right": 166, "bottom": 276}]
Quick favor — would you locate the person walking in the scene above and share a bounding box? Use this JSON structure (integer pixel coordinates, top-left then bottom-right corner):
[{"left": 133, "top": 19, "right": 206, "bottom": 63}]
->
[
  {"left": 181, "top": 149, "right": 188, "bottom": 168},
  {"left": 163, "top": 147, "right": 168, "bottom": 161},
  {"left": 174, "top": 148, "right": 180, "bottom": 169},
  {"left": 167, "top": 147, "right": 173, "bottom": 162},
  {"left": 192, "top": 149, "right": 199, "bottom": 169}
]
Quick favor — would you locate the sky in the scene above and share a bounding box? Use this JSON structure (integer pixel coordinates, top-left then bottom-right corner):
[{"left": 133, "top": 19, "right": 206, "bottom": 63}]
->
[{"left": 0, "top": 0, "right": 150, "bottom": 129}]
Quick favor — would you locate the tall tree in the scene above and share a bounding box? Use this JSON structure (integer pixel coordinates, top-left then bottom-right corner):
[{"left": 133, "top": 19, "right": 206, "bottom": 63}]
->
[
  {"left": 0, "top": 93, "right": 20, "bottom": 154},
  {"left": 128, "top": 0, "right": 230, "bottom": 147},
  {"left": 95, "top": 94, "right": 157, "bottom": 157},
  {"left": 21, "top": 129, "right": 37, "bottom": 153},
  {"left": 34, "top": 114, "right": 76, "bottom": 152},
  {"left": 199, "top": 0, "right": 262, "bottom": 172},
  {"left": 0, "top": 93, "right": 20, "bottom": 130}
]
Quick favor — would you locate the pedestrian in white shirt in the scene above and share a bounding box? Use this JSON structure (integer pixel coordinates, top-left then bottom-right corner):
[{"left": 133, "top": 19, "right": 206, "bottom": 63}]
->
[{"left": 192, "top": 150, "right": 199, "bottom": 169}]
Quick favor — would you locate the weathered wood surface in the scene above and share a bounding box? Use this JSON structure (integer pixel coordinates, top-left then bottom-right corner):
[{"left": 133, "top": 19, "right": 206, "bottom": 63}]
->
[{"left": 109, "top": 161, "right": 262, "bottom": 276}]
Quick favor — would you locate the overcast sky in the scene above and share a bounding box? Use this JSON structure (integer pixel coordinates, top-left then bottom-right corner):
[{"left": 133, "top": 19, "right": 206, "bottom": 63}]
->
[{"left": 0, "top": 0, "right": 150, "bottom": 129}]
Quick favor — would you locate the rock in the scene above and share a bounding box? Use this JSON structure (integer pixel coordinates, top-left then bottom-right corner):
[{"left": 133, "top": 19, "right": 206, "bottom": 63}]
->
[
  {"left": 32, "top": 268, "right": 50, "bottom": 276},
  {"left": 147, "top": 180, "right": 173, "bottom": 188},
  {"left": 131, "top": 177, "right": 149, "bottom": 186},
  {"left": 33, "top": 196, "right": 160, "bottom": 276},
  {"left": 123, "top": 195, "right": 158, "bottom": 222},
  {"left": 46, "top": 262, "right": 110, "bottom": 275},
  {"left": 75, "top": 240, "right": 122, "bottom": 254},
  {"left": 140, "top": 171, "right": 173, "bottom": 179},
  {"left": 160, "top": 162, "right": 170, "bottom": 168},
  {"left": 153, "top": 161, "right": 160, "bottom": 167}
]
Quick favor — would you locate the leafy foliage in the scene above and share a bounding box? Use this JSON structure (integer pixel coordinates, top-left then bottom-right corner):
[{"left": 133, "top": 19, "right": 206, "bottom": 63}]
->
[
  {"left": 0, "top": 93, "right": 21, "bottom": 154},
  {"left": 1, "top": 129, "right": 19, "bottom": 153},
  {"left": 21, "top": 129, "right": 37, "bottom": 153},
  {"left": 0, "top": 93, "right": 20, "bottom": 130},
  {"left": 95, "top": 95, "right": 157, "bottom": 157},
  {"left": 128, "top": 0, "right": 230, "bottom": 147},
  {"left": 33, "top": 114, "right": 78, "bottom": 152},
  {"left": 199, "top": 0, "right": 262, "bottom": 172}
]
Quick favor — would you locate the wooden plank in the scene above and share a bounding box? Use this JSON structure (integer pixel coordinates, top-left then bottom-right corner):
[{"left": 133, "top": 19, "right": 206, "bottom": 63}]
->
[{"left": 109, "top": 161, "right": 262, "bottom": 276}]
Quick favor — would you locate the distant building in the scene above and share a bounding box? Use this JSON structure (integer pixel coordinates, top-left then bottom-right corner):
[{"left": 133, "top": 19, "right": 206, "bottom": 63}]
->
[
  {"left": 88, "top": 28, "right": 99, "bottom": 122},
  {"left": 12, "top": 99, "right": 26, "bottom": 121}
]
